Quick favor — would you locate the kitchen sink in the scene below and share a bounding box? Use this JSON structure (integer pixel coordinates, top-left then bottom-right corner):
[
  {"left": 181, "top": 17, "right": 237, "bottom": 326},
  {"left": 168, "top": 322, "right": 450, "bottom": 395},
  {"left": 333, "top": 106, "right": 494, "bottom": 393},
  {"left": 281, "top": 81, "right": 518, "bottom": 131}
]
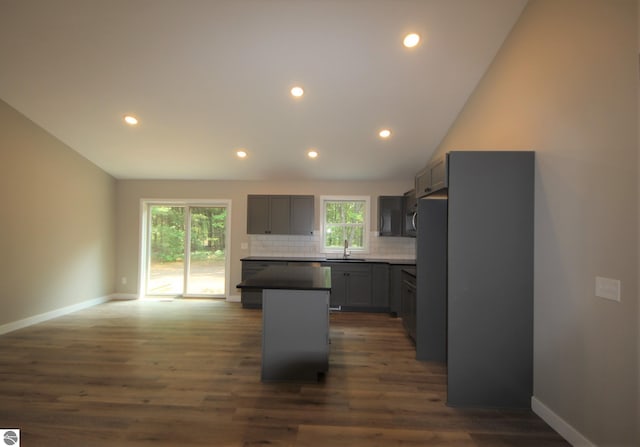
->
[{"left": 325, "top": 258, "right": 368, "bottom": 262}]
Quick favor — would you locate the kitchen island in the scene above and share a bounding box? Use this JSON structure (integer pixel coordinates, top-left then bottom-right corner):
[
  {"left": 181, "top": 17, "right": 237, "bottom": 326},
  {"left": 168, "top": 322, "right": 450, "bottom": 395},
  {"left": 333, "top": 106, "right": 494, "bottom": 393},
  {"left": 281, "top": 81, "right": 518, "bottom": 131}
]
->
[{"left": 236, "top": 264, "right": 332, "bottom": 381}]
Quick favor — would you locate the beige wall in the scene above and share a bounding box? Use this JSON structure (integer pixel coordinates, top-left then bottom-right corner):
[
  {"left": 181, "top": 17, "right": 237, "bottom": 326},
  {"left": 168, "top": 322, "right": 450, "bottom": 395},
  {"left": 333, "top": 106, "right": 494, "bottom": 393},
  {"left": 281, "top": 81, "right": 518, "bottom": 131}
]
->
[
  {"left": 115, "top": 179, "right": 412, "bottom": 297},
  {"left": 434, "top": 0, "right": 638, "bottom": 444},
  {"left": 0, "top": 99, "right": 116, "bottom": 326}
]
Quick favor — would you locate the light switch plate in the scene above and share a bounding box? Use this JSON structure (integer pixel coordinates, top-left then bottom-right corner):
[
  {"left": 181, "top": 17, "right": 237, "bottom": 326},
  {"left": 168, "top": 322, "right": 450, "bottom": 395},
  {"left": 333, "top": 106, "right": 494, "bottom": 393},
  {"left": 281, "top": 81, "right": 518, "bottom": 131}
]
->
[
  {"left": 595, "top": 276, "right": 621, "bottom": 302},
  {"left": 241, "top": 242, "right": 248, "bottom": 250}
]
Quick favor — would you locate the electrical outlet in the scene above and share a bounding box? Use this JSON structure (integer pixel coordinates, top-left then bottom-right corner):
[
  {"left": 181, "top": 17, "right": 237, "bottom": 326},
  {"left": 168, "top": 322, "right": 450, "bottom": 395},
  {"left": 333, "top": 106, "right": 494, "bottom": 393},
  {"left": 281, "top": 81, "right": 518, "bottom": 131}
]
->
[
  {"left": 241, "top": 242, "right": 248, "bottom": 250},
  {"left": 121, "top": 277, "right": 127, "bottom": 285},
  {"left": 595, "top": 276, "right": 620, "bottom": 302}
]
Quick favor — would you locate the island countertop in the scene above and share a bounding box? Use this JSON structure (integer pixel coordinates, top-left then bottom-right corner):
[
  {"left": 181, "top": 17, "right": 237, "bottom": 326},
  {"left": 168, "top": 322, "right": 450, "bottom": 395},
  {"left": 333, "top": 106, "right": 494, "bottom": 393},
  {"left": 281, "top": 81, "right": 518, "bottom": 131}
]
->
[{"left": 236, "top": 265, "right": 331, "bottom": 291}]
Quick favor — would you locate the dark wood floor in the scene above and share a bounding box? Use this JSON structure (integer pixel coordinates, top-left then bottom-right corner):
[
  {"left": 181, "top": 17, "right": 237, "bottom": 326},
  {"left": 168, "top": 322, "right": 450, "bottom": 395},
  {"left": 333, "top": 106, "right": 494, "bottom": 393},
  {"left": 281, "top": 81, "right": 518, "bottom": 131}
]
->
[{"left": 0, "top": 300, "right": 568, "bottom": 447}]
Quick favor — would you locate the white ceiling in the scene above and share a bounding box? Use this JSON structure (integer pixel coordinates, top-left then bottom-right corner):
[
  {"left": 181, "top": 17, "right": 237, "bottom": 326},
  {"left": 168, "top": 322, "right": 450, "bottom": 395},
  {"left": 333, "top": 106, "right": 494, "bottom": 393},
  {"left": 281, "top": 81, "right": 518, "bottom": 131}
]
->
[{"left": 0, "top": 0, "right": 527, "bottom": 181}]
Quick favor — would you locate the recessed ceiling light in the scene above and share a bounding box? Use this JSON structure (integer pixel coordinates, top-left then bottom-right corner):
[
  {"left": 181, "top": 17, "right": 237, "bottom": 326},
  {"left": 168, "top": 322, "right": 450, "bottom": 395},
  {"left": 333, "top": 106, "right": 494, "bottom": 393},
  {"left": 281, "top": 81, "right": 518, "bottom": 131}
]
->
[
  {"left": 403, "top": 33, "right": 421, "bottom": 48},
  {"left": 307, "top": 150, "right": 318, "bottom": 159},
  {"left": 236, "top": 150, "right": 247, "bottom": 158},
  {"left": 379, "top": 129, "right": 392, "bottom": 139},
  {"left": 290, "top": 86, "right": 304, "bottom": 97},
  {"left": 123, "top": 115, "right": 138, "bottom": 126}
]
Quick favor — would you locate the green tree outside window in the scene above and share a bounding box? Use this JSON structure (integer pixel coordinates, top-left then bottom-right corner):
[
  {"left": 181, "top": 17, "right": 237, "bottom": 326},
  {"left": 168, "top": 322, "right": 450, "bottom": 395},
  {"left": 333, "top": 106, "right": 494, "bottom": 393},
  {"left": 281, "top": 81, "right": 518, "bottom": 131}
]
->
[{"left": 323, "top": 199, "right": 367, "bottom": 250}]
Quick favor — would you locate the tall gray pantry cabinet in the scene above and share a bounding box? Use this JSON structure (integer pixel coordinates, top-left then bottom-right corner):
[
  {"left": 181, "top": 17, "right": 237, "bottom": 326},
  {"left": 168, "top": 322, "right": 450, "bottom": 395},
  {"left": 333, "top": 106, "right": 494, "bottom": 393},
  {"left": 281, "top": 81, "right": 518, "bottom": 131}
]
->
[{"left": 416, "top": 151, "right": 534, "bottom": 409}]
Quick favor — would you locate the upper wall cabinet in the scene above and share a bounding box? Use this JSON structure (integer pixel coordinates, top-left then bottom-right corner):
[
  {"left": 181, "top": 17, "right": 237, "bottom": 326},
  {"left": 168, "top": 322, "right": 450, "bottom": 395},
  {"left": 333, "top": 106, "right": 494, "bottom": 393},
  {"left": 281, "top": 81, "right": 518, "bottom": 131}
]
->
[
  {"left": 247, "top": 195, "right": 314, "bottom": 235},
  {"left": 378, "top": 196, "right": 404, "bottom": 237},
  {"left": 247, "top": 195, "right": 290, "bottom": 234},
  {"left": 378, "top": 191, "right": 417, "bottom": 238},
  {"left": 290, "top": 195, "right": 315, "bottom": 235},
  {"left": 416, "top": 153, "right": 448, "bottom": 198}
]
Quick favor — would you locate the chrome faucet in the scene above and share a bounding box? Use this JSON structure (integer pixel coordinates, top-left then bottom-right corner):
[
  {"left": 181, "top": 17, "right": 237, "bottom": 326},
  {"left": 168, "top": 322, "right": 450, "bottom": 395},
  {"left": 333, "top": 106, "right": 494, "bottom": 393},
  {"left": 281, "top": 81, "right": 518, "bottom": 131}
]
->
[{"left": 343, "top": 239, "right": 351, "bottom": 259}]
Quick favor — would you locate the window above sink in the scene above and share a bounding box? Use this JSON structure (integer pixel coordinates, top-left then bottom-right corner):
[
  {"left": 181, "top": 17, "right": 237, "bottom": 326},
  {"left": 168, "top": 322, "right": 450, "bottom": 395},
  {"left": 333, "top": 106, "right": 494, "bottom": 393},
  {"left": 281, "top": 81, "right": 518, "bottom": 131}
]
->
[{"left": 320, "top": 195, "right": 370, "bottom": 255}]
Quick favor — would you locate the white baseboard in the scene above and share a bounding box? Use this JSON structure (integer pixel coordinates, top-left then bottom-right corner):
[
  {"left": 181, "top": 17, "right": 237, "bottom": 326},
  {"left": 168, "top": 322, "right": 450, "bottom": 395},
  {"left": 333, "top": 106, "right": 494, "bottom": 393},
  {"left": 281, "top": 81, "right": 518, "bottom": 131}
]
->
[
  {"left": 532, "top": 396, "right": 596, "bottom": 447},
  {"left": 0, "top": 295, "right": 111, "bottom": 336},
  {"left": 113, "top": 294, "right": 240, "bottom": 302}
]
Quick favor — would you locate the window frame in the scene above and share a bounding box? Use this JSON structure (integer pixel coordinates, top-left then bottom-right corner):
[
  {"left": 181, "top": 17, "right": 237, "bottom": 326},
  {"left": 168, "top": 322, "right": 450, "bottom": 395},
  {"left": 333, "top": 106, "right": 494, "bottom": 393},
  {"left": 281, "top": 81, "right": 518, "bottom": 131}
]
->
[{"left": 320, "top": 195, "right": 370, "bottom": 254}]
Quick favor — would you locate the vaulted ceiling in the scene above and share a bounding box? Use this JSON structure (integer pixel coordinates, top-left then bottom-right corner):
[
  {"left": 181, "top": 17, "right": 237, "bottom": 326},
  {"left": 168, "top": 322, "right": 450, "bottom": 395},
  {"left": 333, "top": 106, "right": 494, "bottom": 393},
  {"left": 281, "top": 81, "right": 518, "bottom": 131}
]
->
[{"left": 0, "top": 0, "right": 527, "bottom": 181}]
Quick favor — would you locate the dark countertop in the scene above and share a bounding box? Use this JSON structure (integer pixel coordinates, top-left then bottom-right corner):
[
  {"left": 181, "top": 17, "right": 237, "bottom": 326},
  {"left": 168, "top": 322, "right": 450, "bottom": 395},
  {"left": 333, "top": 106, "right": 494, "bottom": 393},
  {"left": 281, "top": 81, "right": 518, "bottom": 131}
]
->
[
  {"left": 241, "top": 256, "right": 416, "bottom": 265},
  {"left": 236, "top": 265, "right": 331, "bottom": 291}
]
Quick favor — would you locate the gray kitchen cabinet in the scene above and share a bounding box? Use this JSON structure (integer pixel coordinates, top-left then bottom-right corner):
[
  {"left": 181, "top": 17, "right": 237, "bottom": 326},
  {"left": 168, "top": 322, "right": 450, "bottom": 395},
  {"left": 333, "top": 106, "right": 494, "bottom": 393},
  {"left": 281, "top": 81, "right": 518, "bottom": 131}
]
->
[
  {"left": 323, "top": 262, "right": 373, "bottom": 310},
  {"left": 401, "top": 270, "right": 416, "bottom": 341},
  {"left": 415, "top": 198, "right": 447, "bottom": 363},
  {"left": 388, "top": 265, "right": 403, "bottom": 316},
  {"left": 240, "top": 260, "right": 287, "bottom": 308},
  {"left": 262, "top": 288, "right": 330, "bottom": 381},
  {"left": 269, "top": 196, "right": 291, "bottom": 234},
  {"left": 378, "top": 196, "right": 403, "bottom": 237},
  {"left": 327, "top": 263, "right": 348, "bottom": 307},
  {"left": 247, "top": 195, "right": 290, "bottom": 234},
  {"left": 415, "top": 166, "right": 431, "bottom": 199},
  {"left": 290, "top": 195, "right": 315, "bottom": 235},
  {"left": 247, "top": 195, "right": 270, "bottom": 234},
  {"left": 415, "top": 153, "right": 448, "bottom": 198},
  {"left": 416, "top": 150, "right": 534, "bottom": 409},
  {"left": 447, "top": 151, "right": 533, "bottom": 409},
  {"left": 345, "top": 265, "right": 371, "bottom": 306},
  {"left": 429, "top": 154, "right": 447, "bottom": 192},
  {"left": 247, "top": 195, "right": 314, "bottom": 235},
  {"left": 242, "top": 257, "right": 406, "bottom": 313},
  {"left": 389, "top": 264, "right": 414, "bottom": 315},
  {"left": 371, "top": 264, "right": 389, "bottom": 308}
]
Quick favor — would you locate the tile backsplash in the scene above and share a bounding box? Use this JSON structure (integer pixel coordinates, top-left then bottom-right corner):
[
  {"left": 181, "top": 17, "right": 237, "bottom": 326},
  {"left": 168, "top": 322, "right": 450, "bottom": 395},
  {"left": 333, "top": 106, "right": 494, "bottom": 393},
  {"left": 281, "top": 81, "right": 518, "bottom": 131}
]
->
[{"left": 248, "top": 232, "right": 415, "bottom": 259}]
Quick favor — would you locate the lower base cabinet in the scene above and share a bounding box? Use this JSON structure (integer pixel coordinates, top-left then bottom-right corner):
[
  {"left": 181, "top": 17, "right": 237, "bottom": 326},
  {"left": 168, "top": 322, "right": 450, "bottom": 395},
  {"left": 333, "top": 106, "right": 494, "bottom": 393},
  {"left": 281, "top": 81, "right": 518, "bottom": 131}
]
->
[
  {"left": 240, "top": 290, "right": 262, "bottom": 309},
  {"left": 400, "top": 270, "right": 416, "bottom": 341},
  {"left": 240, "top": 260, "right": 287, "bottom": 308},
  {"left": 241, "top": 259, "right": 398, "bottom": 312},
  {"left": 389, "top": 264, "right": 414, "bottom": 316},
  {"left": 322, "top": 262, "right": 389, "bottom": 312},
  {"left": 325, "top": 263, "right": 371, "bottom": 308},
  {"left": 262, "top": 289, "right": 329, "bottom": 381}
]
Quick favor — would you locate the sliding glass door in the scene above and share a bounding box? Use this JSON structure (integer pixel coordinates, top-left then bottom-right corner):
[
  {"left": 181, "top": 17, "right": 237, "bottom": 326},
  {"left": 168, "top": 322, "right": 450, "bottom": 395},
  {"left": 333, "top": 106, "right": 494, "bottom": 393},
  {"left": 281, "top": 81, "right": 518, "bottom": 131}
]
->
[
  {"left": 146, "top": 203, "right": 227, "bottom": 298},
  {"left": 148, "top": 205, "right": 185, "bottom": 295},
  {"left": 187, "top": 206, "right": 226, "bottom": 295}
]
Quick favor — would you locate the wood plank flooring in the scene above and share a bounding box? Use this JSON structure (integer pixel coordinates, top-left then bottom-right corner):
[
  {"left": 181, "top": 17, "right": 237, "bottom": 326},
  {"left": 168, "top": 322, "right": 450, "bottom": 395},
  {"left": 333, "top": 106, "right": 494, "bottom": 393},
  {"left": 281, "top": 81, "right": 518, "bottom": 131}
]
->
[{"left": 0, "top": 300, "right": 568, "bottom": 446}]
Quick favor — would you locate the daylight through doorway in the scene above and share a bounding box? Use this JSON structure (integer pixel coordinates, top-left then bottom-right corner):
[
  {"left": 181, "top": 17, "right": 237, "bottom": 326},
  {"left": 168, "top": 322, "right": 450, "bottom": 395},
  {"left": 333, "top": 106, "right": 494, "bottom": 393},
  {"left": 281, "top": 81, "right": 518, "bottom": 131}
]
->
[{"left": 146, "top": 203, "right": 227, "bottom": 297}]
